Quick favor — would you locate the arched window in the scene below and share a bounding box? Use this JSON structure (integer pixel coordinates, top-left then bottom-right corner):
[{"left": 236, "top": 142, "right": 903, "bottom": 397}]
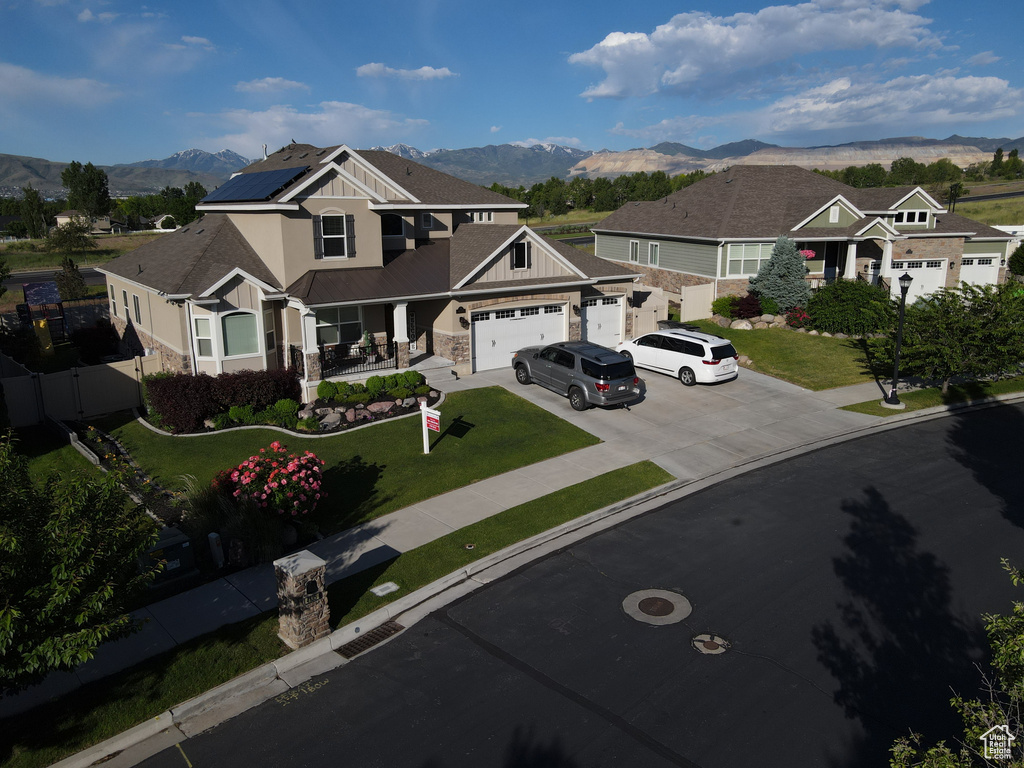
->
[{"left": 221, "top": 312, "right": 259, "bottom": 356}]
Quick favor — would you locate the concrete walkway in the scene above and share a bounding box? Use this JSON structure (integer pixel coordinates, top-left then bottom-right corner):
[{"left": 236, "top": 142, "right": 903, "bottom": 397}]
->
[{"left": 0, "top": 368, "right": 893, "bottom": 718}]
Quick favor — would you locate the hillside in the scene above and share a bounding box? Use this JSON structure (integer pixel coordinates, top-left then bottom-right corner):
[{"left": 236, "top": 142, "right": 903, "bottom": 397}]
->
[{"left": 0, "top": 149, "right": 249, "bottom": 198}]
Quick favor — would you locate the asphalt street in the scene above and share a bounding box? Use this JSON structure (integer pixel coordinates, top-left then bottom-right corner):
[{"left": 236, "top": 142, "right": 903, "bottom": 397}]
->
[{"left": 136, "top": 403, "right": 1024, "bottom": 768}]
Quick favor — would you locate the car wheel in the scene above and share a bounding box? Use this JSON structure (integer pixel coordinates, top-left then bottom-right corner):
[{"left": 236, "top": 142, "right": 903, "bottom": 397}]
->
[
  {"left": 678, "top": 367, "right": 697, "bottom": 386},
  {"left": 568, "top": 386, "right": 589, "bottom": 411},
  {"left": 514, "top": 365, "right": 531, "bottom": 385}
]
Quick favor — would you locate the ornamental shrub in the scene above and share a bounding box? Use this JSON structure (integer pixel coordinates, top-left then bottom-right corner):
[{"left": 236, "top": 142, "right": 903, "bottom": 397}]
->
[
  {"left": 758, "top": 295, "right": 781, "bottom": 316},
  {"left": 274, "top": 399, "right": 300, "bottom": 418},
  {"left": 143, "top": 372, "right": 216, "bottom": 433},
  {"left": 222, "top": 441, "right": 325, "bottom": 518},
  {"left": 317, "top": 380, "right": 338, "bottom": 401},
  {"left": 403, "top": 370, "right": 425, "bottom": 388},
  {"left": 733, "top": 293, "right": 763, "bottom": 319},
  {"left": 383, "top": 374, "right": 401, "bottom": 391},
  {"left": 1008, "top": 242, "right": 1024, "bottom": 277},
  {"left": 786, "top": 307, "right": 811, "bottom": 329},
  {"left": 807, "top": 279, "right": 895, "bottom": 335},
  {"left": 390, "top": 387, "right": 411, "bottom": 400},
  {"left": 711, "top": 295, "right": 738, "bottom": 318},
  {"left": 365, "top": 375, "right": 385, "bottom": 398},
  {"left": 415, "top": 384, "right": 432, "bottom": 396},
  {"left": 748, "top": 236, "right": 810, "bottom": 311},
  {"left": 212, "top": 412, "right": 232, "bottom": 430},
  {"left": 297, "top": 416, "right": 320, "bottom": 432},
  {"left": 228, "top": 404, "right": 256, "bottom": 425}
]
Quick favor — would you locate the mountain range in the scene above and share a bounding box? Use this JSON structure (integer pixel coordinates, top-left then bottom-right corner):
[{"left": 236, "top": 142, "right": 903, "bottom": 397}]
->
[{"left": 1, "top": 135, "right": 1022, "bottom": 198}]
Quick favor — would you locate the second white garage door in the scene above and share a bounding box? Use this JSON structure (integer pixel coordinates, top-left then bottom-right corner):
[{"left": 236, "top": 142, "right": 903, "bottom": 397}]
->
[
  {"left": 471, "top": 305, "right": 566, "bottom": 372},
  {"left": 892, "top": 259, "right": 946, "bottom": 302},
  {"left": 959, "top": 256, "right": 1001, "bottom": 287},
  {"left": 581, "top": 296, "right": 623, "bottom": 348}
]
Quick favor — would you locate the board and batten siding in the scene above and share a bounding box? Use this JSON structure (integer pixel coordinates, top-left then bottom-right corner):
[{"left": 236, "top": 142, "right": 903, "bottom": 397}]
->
[{"left": 595, "top": 233, "right": 718, "bottom": 277}]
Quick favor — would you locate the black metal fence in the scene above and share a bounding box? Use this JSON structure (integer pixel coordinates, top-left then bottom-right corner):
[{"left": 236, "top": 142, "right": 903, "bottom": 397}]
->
[{"left": 319, "top": 340, "right": 396, "bottom": 378}]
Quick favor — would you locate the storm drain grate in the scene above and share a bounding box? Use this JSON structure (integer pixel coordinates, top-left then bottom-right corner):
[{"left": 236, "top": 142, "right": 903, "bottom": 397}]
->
[{"left": 338, "top": 621, "right": 405, "bottom": 659}]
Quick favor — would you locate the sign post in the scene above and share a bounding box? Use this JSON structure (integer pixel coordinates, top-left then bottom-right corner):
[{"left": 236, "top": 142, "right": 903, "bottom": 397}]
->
[{"left": 421, "top": 401, "right": 441, "bottom": 454}]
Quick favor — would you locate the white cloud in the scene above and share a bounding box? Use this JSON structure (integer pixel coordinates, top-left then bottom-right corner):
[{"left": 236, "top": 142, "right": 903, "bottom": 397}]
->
[
  {"left": 235, "top": 77, "right": 310, "bottom": 94},
  {"left": 491, "top": 125, "right": 502, "bottom": 133},
  {"left": 78, "top": 9, "right": 117, "bottom": 22},
  {"left": 761, "top": 73, "right": 1020, "bottom": 134},
  {"left": 569, "top": 0, "right": 943, "bottom": 99},
  {"left": 608, "top": 72, "right": 1022, "bottom": 145},
  {"left": 967, "top": 51, "right": 1001, "bottom": 67},
  {"left": 0, "top": 62, "right": 118, "bottom": 108},
  {"left": 200, "top": 102, "right": 429, "bottom": 159},
  {"left": 356, "top": 63, "right": 457, "bottom": 81},
  {"left": 181, "top": 35, "right": 214, "bottom": 51}
]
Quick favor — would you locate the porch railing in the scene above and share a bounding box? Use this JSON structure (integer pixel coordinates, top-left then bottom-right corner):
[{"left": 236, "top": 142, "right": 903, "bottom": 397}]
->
[
  {"left": 857, "top": 272, "right": 890, "bottom": 293},
  {"left": 319, "top": 340, "right": 396, "bottom": 378}
]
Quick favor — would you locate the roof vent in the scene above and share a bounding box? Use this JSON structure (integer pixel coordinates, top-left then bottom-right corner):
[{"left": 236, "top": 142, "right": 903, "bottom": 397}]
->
[
  {"left": 281, "top": 155, "right": 291, "bottom": 161},
  {"left": 316, "top": 149, "right": 326, "bottom": 156},
  {"left": 195, "top": 228, "right": 204, "bottom": 235}
]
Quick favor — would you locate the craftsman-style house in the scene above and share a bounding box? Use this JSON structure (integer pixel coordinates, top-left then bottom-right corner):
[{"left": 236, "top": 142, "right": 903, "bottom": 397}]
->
[
  {"left": 593, "top": 165, "right": 1013, "bottom": 310},
  {"left": 99, "top": 143, "right": 640, "bottom": 397}
]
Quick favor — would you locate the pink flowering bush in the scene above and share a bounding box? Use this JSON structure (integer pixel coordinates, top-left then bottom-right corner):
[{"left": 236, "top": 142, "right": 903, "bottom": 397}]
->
[
  {"left": 800, "top": 249, "right": 817, "bottom": 260},
  {"left": 217, "top": 441, "right": 326, "bottom": 517}
]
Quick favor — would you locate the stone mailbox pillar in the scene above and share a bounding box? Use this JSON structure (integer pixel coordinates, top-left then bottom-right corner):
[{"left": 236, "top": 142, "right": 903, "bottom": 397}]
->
[{"left": 274, "top": 550, "right": 330, "bottom": 649}]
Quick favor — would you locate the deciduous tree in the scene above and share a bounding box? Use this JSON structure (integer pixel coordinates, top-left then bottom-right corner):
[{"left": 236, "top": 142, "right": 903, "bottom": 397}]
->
[
  {"left": 60, "top": 161, "right": 111, "bottom": 219},
  {"left": 0, "top": 433, "right": 160, "bottom": 695}
]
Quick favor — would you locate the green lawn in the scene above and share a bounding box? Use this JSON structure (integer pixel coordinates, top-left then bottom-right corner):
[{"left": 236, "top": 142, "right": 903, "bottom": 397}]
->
[
  {"left": 0, "top": 460, "right": 672, "bottom": 768},
  {"left": 96, "top": 387, "right": 601, "bottom": 534},
  {"left": 11, "top": 425, "right": 101, "bottom": 481},
  {"left": 841, "top": 376, "right": 1024, "bottom": 417},
  {"left": 689, "top": 319, "right": 877, "bottom": 390}
]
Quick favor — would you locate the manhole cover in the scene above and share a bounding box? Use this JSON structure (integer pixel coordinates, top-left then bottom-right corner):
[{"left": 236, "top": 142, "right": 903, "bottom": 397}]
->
[
  {"left": 638, "top": 597, "right": 675, "bottom": 616},
  {"left": 622, "top": 589, "right": 692, "bottom": 626},
  {"left": 692, "top": 633, "right": 729, "bottom": 654}
]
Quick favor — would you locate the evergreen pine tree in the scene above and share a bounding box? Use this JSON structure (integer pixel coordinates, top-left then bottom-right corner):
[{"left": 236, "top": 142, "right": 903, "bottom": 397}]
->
[{"left": 748, "top": 236, "right": 810, "bottom": 311}]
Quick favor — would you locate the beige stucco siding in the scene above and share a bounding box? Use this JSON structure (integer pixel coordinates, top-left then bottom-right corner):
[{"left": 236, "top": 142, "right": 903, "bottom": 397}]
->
[
  {"left": 107, "top": 275, "right": 188, "bottom": 354},
  {"left": 228, "top": 212, "right": 288, "bottom": 285}
]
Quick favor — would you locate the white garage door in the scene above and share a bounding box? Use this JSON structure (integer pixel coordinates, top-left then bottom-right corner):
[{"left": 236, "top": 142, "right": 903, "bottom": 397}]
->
[
  {"left": 892, "top": 259, "right": 946, "bottom": 302},
  {"left": 959, "top": 256, "right": 1001, "bottom": 287},
  {"left": 471, "top": 304, "right": 565, "bottom": 372},
  {"left": 581, "top": 297, "right": 622, "bottom": 348}
]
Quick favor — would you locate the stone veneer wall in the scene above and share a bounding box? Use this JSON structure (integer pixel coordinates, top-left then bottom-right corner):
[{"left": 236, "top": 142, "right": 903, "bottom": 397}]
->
[
  {"left": 431, "top": 328, "right": 471, "bottom": 366},
  {"left": 111, "top": 316, "right": 191, "bottom": 374},
  {"left": 618, "top": 262, "right": 714, "bottom": 293}
]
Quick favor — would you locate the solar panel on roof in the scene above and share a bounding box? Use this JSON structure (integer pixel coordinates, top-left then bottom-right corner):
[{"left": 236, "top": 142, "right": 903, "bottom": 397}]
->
[{"left": 201, "top": 166, "right": 308, "bottom": 203}]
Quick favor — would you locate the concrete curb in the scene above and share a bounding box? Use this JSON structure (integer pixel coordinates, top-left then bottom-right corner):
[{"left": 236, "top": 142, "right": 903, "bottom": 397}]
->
[{"left": 47, "top": 390, "right": 1024, "bottom": 767}]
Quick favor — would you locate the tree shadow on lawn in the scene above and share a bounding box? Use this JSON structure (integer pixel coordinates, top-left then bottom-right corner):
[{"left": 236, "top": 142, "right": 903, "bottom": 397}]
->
[
  {"left": 845, "top": 337, "right": 890, "bottom": 396},
  {"left": 315, "top": 454, "right": 392, "bottom": 534}
]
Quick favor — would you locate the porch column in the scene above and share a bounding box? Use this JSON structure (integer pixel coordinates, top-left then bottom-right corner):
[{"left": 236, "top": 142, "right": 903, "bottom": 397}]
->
[
  {"left": 880, "top": 240, "right": 894, "bottom": 278},
  {"left": 300, "top": 310, "right": 321, "bottom": 383},
  {"left": 843, "top": 242, "right": 858, "bottom": 279},
  {"left": 391, "top": 301, "right": 411, "bottom": 370}
]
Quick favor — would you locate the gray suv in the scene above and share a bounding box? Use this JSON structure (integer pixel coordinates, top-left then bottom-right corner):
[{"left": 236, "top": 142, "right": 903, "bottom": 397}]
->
[{"left": 512, "top": 341, "right": 641, "bottom": 411}]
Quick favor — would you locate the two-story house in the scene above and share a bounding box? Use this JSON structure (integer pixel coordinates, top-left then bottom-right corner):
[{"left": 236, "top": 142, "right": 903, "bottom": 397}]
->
[
  {"left": 593, "top": 165, "right": 1013, "bottom": 308},
  {"left": 99, "top": 143, "right": 639, "bottom": 398}
]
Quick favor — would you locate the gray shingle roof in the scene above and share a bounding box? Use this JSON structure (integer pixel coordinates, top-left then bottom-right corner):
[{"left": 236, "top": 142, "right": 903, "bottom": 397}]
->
[
  {"left": 221, "top": 143, "right": 522, "bottom": 208},
  {"left": 98, "top": 215, "right": 281, "bottom": 297}
]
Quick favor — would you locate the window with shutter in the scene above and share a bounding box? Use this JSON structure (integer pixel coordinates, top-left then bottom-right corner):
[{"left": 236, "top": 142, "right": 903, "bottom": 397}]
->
[{"left": 314, "top": 213, "right": 357, "bottom": 258}]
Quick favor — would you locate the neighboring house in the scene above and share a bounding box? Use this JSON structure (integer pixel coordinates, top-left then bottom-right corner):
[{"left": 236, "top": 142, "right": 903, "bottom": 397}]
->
[
  {"left": 54, "top": 210, "right": 113, "bottom": 235},
  {"left": 150, "top": 214, "right": 177, "bottom": 230},
  {"left": 98, "top": 142, "right": 640, "bottom": 398},
  {"left": 593, "top": 165, "right": 1014, "bottom": 306}
]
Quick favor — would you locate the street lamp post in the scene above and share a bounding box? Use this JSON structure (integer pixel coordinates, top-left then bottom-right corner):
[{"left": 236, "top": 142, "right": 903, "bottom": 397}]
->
[{"left": 883, "top": 272, "right": 913, "bottom": 409}]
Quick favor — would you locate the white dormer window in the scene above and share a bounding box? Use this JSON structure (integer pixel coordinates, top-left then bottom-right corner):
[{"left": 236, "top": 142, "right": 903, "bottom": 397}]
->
[
  {"left": 829, "top": 206, "right": 840, "bottom": 223},
  {"left": 511, "top": 241, "right": 532, "bottom": 270},
  {"left": 895, "top": 210, "right": 929, "bottom": 225},
  {"left": 472, "top": 211, "right": 493, "bottom": 223}
]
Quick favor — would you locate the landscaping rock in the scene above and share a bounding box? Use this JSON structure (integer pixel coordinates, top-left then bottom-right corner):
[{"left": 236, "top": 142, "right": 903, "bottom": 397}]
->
[
  {"left": 367, "top": 401, "right": 394, "bottom": 414},
  {"left": 430, "top": 390, "right": 439, "bottom": 398},
  {"left": 808, "top": 329, "right": 819, "bottom": 335},
  {"left": 298, "top": 408, "right": 315, "bottom": 420},
  {"left": 717, "top": 317, "right": 732, "bottom": 328},
  {"left": 403, "top": 397, "right": 418, "bottom": 408},
  {"left": 795, "top": 327, "right": 807, "bottom": 333},
  {"left": 203, "top": 418, "right": 216, "bottom": 429},
  {"left": 417, "top": 396, "right": 428, "bottom": 404},
  {"left": 730, "top": 319, "right": 753, "bottom": 331},
  {"left": 738, "top": 355, "right": 752, "bottom": 365},
  {"left": 754, "top": 321, "right": 768, "bottom": 329},
  {"left": 320, "top": 412, "right": 342, "bottom": 429},
  {"left": 821, "top": 331, "right": 832, "bottom": 337},
  {"left": 345, "top": 409, "right": 356, "bottom": 423},
  {"left": 761, "top": 314, "right": 776, "bottom": 323},
  {"left": 314, "top": 407, "right": 333, "bottom": 417}
]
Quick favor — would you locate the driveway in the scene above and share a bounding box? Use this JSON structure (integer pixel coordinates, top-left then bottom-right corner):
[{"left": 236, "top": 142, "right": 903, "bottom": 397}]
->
[{"left": 460, "top": 365, "right": 884, "bottom": 482}]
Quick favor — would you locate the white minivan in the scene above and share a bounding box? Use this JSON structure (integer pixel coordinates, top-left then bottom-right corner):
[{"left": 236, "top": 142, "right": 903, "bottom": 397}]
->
[{"left": 616, "top": 329, "right": 739, "bottom": 386}]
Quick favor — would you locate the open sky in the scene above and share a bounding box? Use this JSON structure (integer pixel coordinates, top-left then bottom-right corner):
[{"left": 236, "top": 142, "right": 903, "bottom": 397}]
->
[{"left": 1, "top": 0, "right": 1022, "bottom": 165}]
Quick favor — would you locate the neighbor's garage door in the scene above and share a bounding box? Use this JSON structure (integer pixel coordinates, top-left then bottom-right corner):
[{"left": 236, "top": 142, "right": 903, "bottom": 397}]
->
[
  {"left": 580, "top": 296, "right": 623, "bottom": 348},
  {"left": 471, "top": 304, "right": 565, "bottom": 372},
  {"left": 959, "top": 256, "right": 1001, "bottom": 287},
  {"left": 893, "top": 259, "right": 946, "bottom": 302}
]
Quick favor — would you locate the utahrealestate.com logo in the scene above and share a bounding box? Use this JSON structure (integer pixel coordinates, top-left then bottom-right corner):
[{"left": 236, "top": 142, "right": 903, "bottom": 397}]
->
[{"left": 981, "top": 725, "right": 1016, "bottom": 761}]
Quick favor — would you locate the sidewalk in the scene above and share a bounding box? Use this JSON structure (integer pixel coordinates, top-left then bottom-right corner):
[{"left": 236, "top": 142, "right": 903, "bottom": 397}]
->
[{"left": 0, "top": 368, "right": 944, "bottom": 719}]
